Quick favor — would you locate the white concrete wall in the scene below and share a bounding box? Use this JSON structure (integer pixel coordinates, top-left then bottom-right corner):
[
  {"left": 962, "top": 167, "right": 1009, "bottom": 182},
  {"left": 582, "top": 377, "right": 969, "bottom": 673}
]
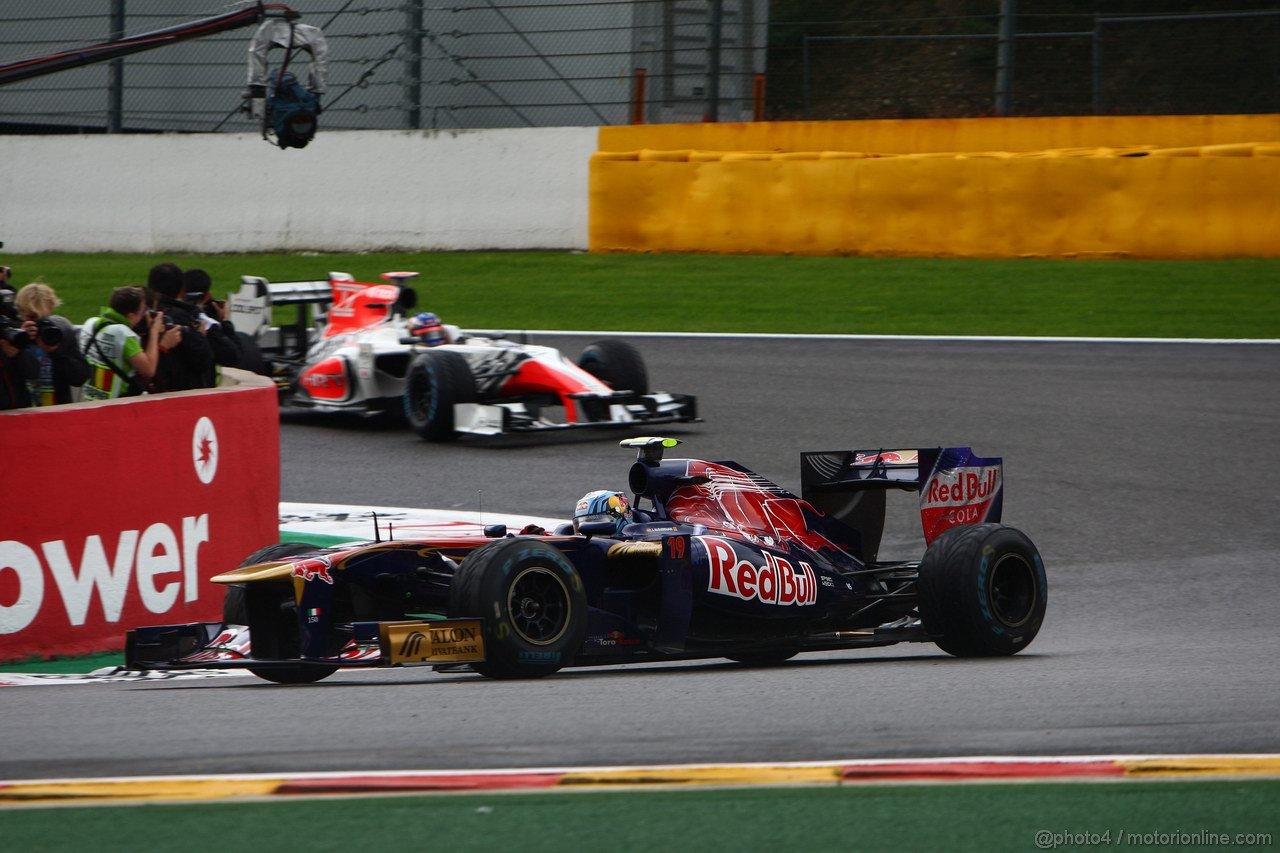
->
[{"left": 0, "top": 127, "right": 596, "bottom": 253}]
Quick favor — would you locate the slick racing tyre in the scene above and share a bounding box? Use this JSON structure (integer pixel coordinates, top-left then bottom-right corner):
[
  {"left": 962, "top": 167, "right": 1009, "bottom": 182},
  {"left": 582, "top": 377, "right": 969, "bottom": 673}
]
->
[
  {"left": 917, "top": 524, "right": 1047, "bottom": 657},
  {"left": 225, "top": 542, "right": 338, "bottom": 685},
  {"left": 577, "top": 339, "right": 649, "bottom": 395},
  {"left": 450, "top": 538, "right": 587, "bottom": 679},
  {"left": 404, "top": 349, "right": 477, "bottom": 442}
]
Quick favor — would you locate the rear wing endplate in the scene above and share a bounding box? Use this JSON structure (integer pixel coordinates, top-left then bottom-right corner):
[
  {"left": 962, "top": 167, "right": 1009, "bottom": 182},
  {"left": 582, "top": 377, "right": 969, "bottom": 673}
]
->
[
  {"left": 229, "top": 273, "right": 346, "bottom": 336},
  {"left": 800, "top": 447, "right": 1004, "bottom": 558}
]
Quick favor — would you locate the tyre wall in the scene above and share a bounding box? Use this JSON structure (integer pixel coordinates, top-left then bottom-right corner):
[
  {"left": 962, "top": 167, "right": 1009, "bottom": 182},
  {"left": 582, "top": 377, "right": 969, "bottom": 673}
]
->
[
  {"left": 590, "top": 115, "right": 1280, "bottom": 259},
  {"left": 0, "top": 371, "right": 279, "bottom": 662}
]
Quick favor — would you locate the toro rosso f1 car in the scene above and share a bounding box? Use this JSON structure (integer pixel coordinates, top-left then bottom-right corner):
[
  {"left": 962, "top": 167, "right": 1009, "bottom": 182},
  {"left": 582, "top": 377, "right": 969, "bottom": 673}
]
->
[
  {"left": 227, "top": 271, "right": 698, "bottom": 440},
  {"left": 126, "top": 438, "right": 1047, "bottom": 684}
]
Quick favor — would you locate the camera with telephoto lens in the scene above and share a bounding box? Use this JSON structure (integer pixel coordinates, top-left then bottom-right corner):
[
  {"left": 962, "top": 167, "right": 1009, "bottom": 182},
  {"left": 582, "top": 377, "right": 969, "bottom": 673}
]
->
[
  {"left": 33, "top": 317, "right": 62, "bottom": 347},
  {"left": 0, "top": 288, "right": 62, "bottom": 349},
  {"left": 0, "top": 288, "right": 27, "bottom": 349},
  {"left": 0, "top": 316, "right": 61, "bottom": 349}
]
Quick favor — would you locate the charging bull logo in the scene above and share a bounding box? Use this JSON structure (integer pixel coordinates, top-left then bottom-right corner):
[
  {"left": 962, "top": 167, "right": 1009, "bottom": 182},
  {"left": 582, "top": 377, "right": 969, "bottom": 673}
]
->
[
  {"left": 699, "top": 536, "right": 817, "bottom": 607},
  {"left": 290, "top": 555, "right": 334, "bottom": 584}
]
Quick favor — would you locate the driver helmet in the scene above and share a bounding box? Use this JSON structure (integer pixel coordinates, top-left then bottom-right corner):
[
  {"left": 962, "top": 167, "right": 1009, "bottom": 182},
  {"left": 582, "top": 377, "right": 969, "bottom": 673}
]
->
[
  {"left": 408, "top": 311, "right": 446, "bottom": 346},
  {"left": 573, "top": 490, "right": 632, "bottom": 535}
]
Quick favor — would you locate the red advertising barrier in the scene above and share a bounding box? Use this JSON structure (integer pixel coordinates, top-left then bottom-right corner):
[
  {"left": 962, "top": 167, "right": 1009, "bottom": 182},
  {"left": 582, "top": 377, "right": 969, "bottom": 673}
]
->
[{"left": 0, "top": 372, "right": 279, "bottom": 662}]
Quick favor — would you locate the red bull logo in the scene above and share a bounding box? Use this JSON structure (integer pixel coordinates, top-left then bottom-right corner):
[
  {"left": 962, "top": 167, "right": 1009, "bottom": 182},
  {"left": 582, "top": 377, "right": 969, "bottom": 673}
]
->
[
  {"left": 919, "top": 464, "right": 1002, "bottom": 544},
  {"left": 290, "top": 556, "right": 334, "bottom": 585},
  {"left": 700, "top": 536, "right": 817, "bottom": 607},
  {"left": 853, "top": 450, "right": 917, "bottom": 466},
  {"left": 922, "top": 467, "right": 1000, "bottom": 507}
]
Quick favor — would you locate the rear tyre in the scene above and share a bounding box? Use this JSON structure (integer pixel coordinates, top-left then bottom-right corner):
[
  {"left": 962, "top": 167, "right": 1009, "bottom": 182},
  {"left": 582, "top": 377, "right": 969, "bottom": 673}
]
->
[
  {"left": 225, "top": 542, "right": 338, "bottom": 685},
  {"left": 404, "top": 349, "right": 477, "bottom": 442},
  {"left": 450, "top": 538, "right": 587, "bottom": 679},
  {"left": 577, "top": 339, "right": 649, "bottom": 395},
  {"left": 917, "top": 524, "right": 1047, "bottom": 657}
]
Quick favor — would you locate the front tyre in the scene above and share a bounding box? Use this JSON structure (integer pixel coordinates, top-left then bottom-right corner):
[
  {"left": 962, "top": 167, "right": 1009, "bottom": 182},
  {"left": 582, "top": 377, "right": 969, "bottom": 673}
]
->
[
  {"left": 225, "top": 541, "right": 338, "bottom": 685},
  {"left": 577, "top": 339, "right": 649, "bottom": 395},
  {"left": 450, "top": 538, "right": 587, "bottom": 679},
  {"left": 404, "top": 349, "right": 476, "bottom": 441},
  {"left": 917, "top": 524, "right": 1046, "bottom": 657}
]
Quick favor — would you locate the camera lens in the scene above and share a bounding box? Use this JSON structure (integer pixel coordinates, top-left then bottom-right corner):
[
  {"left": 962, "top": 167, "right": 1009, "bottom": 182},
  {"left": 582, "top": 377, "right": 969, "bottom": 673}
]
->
[
  {"left": 0, "top": 322, "right": 30, "bottom": 349},
  {"left": 36, "top": 319, "right": 62, "bottom": 347}
]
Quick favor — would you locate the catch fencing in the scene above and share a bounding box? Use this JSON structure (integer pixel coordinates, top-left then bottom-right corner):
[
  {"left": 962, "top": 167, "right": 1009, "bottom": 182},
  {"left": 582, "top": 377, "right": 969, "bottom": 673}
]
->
[{"left": 0, "top": 1, "right": 1276, "bottom": 135}]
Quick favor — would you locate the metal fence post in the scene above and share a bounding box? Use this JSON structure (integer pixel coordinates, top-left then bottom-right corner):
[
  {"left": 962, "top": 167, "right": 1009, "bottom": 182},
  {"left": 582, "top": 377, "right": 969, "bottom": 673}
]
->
[
  {"left": 1091, "top": 15, "right": 1104, "bottom": 115},
  {"left": 705, "top": 0, "right": 723, "bottom": 122},
  {"left": 406, "top": 0, "right": 424, "bottom": 130},
  {"left": 108, "top": 0, "right": 125, "bottom": 133},
  {"left": 995, "top": 0, "right": 1016, "bottom": 116}
]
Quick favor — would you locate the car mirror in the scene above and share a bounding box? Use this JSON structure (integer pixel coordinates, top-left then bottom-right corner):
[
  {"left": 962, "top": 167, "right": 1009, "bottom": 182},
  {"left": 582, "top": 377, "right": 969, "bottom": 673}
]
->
[{"left": 483, "top": 524, "right": 507, "bottom": 538}]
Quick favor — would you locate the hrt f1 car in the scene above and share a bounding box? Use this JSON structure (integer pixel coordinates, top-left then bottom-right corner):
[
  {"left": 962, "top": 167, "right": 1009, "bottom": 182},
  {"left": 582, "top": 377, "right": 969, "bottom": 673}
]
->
[
  {"left": 228, "top": 271, "right": 698, "bottom": 440},
  {"left": 127, "top": 438, "right": 1047, "bottom": 683}
]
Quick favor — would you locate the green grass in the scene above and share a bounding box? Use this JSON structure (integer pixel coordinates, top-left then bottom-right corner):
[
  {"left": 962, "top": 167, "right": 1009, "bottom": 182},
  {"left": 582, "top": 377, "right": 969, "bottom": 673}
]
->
[
  {"left": 9, "top": 251, "right": 1279, "bottom": 338},
  {"left": 1, "top": 780, "right": 1276, "bottom": 852},
  {"left": 0, "top": 652, "right": 124, "bottom": 673}
]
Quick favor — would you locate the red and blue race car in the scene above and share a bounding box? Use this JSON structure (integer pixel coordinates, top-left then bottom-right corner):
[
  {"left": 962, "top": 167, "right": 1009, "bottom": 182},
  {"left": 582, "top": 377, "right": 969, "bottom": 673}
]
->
[
  {"left": 126, "top": 438, "right": 1047, "bottom": 683},
  {"left": 228, "top": 271, "right": 698, "bottom": 440}
]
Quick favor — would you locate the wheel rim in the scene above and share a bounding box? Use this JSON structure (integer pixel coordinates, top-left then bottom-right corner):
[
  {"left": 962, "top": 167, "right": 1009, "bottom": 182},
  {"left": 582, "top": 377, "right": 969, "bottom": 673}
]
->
[
  {"left": 988, "top": 552, "right": 1037, "bottom": 628},
  {"left": 407, "top": 368, "right": 432, "bottom": 421},
  {"left": 507, "top": 566, "right": 571, "bottom": 645}
]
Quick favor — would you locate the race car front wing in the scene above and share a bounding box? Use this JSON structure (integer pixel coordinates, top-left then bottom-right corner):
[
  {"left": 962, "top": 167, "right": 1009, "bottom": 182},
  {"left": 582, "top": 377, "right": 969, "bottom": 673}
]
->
[
  {"left": 454, "top": 391, "right": 699, "bottom": 436},
  {"left": 124, "top": 618, "right": 488, "bottom": 673}
]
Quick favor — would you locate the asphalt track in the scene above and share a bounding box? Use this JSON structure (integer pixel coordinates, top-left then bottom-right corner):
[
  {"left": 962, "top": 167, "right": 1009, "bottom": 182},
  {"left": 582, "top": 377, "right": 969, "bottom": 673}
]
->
[{"left": 4, "top": 335, "right": 1279, "bottom": 782}]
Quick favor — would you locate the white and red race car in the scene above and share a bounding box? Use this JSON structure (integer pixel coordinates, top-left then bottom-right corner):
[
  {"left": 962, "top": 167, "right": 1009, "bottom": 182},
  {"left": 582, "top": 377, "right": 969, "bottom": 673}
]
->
[{"left": 228, "top": 271, "right": 699, "bottom": 440}]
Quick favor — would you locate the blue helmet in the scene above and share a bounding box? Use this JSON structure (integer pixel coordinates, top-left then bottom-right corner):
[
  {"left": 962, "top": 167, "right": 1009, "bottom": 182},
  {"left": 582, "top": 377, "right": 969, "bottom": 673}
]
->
[
  {"left": 408, "top": 311, "right": 445, "bottom": 346},
  {"left": 573, "top": 490, "right": 632, "bottom": 534}
]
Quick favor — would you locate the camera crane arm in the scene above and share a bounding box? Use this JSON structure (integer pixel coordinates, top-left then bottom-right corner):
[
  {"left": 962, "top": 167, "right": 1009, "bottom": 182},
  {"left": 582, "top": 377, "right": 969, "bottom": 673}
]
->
[{"left": 0, "top": 2, "right": 300, "bottom": 88}]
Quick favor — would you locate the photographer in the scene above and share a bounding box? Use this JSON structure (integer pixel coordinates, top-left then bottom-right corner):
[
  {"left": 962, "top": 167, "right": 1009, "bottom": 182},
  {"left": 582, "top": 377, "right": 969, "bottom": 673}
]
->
[
  {"left": 146, "top": 263, "right": 214, "bottom": 392},
  {"left": 12, "top": 282, "right": 90, "bottom": 405},
  {"left": 183, "top": 268, "right": 240, "bottom": 384},
  {"left": 79, "top": 286, "right": 171, "bottom": 401},
  {"left": 0, "top": 267, "right": 32, "bottom": 409}
]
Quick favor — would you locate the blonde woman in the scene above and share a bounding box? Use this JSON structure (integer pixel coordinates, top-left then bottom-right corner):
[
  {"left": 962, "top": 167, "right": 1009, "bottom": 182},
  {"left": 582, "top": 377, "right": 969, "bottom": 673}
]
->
[{"left": 14, "top": 282, "right": 89, "bottom": 405}]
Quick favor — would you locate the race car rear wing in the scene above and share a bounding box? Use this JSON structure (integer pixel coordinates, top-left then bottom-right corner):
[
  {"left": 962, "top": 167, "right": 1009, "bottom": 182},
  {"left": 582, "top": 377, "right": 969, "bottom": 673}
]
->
[
  {"left": 230, "top": 272, "right": 419, "bottom": 339},
  {"left": 230, "top": 275, "right": 332, "bottom": 340},
  {"left": 800, "top": 447, "right": 1004, "bottom": 560}
]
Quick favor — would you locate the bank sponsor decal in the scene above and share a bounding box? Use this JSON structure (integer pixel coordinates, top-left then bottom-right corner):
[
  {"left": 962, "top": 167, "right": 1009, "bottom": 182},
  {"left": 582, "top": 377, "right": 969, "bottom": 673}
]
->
[
  {"left": 382, "top": 620, "right": 485, "bottom": 664},
  {"left": 699, "top": 536, "right": 817, "bottom": 607}
]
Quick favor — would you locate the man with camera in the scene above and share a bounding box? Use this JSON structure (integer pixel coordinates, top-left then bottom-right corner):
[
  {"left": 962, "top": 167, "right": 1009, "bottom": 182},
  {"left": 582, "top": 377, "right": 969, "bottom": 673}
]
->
[
  {"left": 146, "top": 263, "right": 214, "bottom": 392},
  {"left": 0, "top": 264, "right": 32, "bottom": 409},
  {"left": 80, "top": 286, "right": 172, "bottom": 401},
  {"left": 183, "top": 268, "right": 241, "bottom": 384}
]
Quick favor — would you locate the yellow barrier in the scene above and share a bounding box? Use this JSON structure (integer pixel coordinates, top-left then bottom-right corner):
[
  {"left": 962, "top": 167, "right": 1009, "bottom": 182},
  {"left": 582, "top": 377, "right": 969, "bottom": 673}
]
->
[
  {"left": 599, "top": 114, "right": 1280, "bottom": 156},
  {"left": 589, "top": 144, "right": 1280, "bottom": 258},
  {"left": 592, "top": 116, "right": 1280, "bottom": 258}
]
